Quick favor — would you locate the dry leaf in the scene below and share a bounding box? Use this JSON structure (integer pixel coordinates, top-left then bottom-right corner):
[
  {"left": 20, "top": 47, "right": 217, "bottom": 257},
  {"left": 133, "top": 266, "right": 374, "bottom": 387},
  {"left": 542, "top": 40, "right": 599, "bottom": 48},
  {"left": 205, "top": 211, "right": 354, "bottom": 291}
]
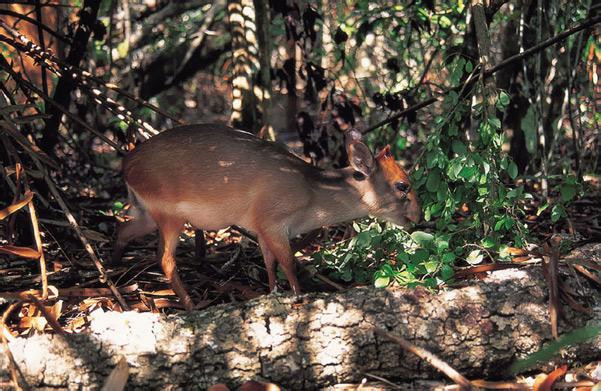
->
[
  {"left": 535, "top": 365, "right": 568, "bottom": 391},
  {"left": 506, "top": 247, "right": 527, "bottom": 256},
  {"left": 66, "top": 316, "right": 89, "bottom": 332},
  {"left": 101, "top": 356, "right": 129, "bottom": 391},
  {"left": 0, "top": 245, "right": 40, "bottom": 259},
  {"left": 47, "top": 300, "right": 63, "bottom": 321},
  {"left": 0, "top": 191, "right": 34, "bottom": 220},
  {"left": 30, "top": 316, "right": 47, "bottom": 332}
]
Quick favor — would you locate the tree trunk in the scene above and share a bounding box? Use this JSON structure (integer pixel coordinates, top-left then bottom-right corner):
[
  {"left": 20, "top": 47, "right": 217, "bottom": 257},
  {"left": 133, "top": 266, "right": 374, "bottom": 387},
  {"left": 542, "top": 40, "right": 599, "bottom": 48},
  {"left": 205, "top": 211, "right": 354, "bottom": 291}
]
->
[
  {"left": 227, "top": 0, "right": 260, "bottom": 132},
  {"left": 2, "top": 264, "right": 600, "bottom": 390},
  {"left": 254, "top": 0, "right": 274, "bottom": 140},
  {"left": 40, "top": 0, "right": 101, "bottom": 157}
]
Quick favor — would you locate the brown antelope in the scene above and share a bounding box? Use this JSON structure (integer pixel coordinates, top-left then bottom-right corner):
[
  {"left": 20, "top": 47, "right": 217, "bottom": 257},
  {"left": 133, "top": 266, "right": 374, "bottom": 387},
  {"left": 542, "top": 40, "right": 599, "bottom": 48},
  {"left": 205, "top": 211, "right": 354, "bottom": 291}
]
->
[{"left": 111, "top": 124, "right": 420, "bottom": 310}]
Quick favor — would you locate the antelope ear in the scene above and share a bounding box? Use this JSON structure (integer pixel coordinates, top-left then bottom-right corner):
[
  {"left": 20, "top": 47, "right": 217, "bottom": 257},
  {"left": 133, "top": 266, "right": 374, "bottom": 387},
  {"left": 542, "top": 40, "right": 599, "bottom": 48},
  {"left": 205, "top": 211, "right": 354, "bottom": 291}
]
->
[
  {"left": 346, "top": 129, "right": 363, "bottom": 143},
  {"left": 376, "top": 145, "right": 393, "bottom": 160},
  {"left": 347, "top": 141, "right": 375, "bottom": 176}
]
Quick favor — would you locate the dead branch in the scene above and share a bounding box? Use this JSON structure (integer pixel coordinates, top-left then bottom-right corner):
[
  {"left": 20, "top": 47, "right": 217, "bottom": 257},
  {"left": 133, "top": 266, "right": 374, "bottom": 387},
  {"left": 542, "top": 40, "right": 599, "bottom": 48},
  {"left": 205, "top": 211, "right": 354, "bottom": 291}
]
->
[{"left": 1, "top": 267, "right": 599, "bottom": 390}]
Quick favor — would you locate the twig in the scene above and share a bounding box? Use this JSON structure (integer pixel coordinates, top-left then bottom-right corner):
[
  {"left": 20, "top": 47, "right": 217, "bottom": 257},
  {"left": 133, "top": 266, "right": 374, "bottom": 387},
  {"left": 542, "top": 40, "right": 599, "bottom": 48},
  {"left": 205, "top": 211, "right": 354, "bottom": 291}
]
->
[
  {"left": 15, "top": 170, "right": 49, "bottom": 300},
  {"left": 0, "top": 59, "right": 125, "bottom": 152},
  {"left": 1, "top": 303, "right": 28, "bottom": 390},
  {"left": 2, "top": 119, "right": 130, "bottom": 310},
  {"left": 0, "top": 20, "right": 183, "bottom": 126},
  {"left": 542, "top": 236, "right": 561, "bottom": 339},
  {"left": 572, "top": 263, "right": 601, "bottom": 286},
  {"left": 1, "top": 303, "right": 20, "bottom": 342},
  {"left": 0, "top": 9, "right": 69, "bottom": 43},
  {"left": 40, "top": 173, "right": 130, "bottom": 311},
  {"left": 374, "top": 327, "right": 472, "bottom": 390},
  {"left": 0, "top": 190, "right": 33, "bottom": 220},
  {"left": 0, "top": 334, "right": 27, "bottom": 391},
  {"left": 0, "top": 153, "right": 48, "bottom": 300},
  {"left": 28, "top": 196, "right": 48, "bottom": 299},
  {"left": 26, "top": 294, "right": 65, "bottom": 335}
]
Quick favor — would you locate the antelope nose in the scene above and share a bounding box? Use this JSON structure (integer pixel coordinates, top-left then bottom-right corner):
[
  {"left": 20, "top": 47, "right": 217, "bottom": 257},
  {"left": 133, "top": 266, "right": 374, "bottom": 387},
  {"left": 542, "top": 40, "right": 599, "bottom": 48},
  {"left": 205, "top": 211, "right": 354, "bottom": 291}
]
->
[
  {"left": 408, "top": 208, "right": 421, "bottom": 223},
  {"left": 408, "top": 197, "right": 421, "bottom": 223}
]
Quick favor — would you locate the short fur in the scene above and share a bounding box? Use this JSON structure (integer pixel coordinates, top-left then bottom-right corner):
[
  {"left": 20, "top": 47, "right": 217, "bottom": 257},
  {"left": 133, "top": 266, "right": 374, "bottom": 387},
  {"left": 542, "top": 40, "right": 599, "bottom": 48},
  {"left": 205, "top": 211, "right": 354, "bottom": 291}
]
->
[{"left": 112, "top": 124, "right": 420, "bottom": 310}]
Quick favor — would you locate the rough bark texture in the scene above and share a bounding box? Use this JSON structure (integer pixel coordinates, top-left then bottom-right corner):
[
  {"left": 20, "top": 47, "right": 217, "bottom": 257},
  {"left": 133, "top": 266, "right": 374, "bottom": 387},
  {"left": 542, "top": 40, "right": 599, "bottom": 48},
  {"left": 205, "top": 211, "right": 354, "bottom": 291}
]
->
[{"left": 1, "top": 266, "right": 600, "bottom": 390}]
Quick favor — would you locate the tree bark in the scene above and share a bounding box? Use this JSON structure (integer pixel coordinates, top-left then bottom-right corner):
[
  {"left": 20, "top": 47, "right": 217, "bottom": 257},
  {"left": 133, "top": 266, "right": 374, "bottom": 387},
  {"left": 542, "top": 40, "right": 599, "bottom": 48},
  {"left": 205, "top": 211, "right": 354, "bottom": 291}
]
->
[
  {"left": 254, "top": 0, "right": 274, "bottom": 140},
  {"left": 471, "top": 0, "right": 497, "bottom": 115},
  {"left": 1, "top": 266, "right": 600, "bottom": 390},
  {"left": 227, "top": 0, "right": 261, "bottom": 132}
]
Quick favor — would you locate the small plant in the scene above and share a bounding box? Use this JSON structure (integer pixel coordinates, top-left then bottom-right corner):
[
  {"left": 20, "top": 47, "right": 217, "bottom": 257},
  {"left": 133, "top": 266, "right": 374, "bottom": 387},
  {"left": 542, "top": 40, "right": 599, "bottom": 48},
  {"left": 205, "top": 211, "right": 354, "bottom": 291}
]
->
[
  {"left": 317, "top": 57, "right": 534, "bottom": 289},
  {"left": 314, "top": 220, "right": 456, "bottom": 289}
]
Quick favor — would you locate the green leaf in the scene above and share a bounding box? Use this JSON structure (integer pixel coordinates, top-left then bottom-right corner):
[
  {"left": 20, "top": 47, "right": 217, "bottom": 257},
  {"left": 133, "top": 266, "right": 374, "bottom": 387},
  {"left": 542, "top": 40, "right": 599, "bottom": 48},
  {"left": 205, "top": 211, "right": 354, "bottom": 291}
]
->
[
  {"left": 459, "top": 165, "right": 478, "bottom": 181},
  {"left": 498, "top": 91, "right": 510, "bottom": 106},
  {"left": 488, "top": 117, "right": 501, "bottom": 130},
  {"left": 354, "top": 231, "right": 372, "bottom": 248},
  {"left": 521, "top": 106, "right": 538, "bottom": 154},
  {"left": 551, "top": 204, "right": 564, "bottom": 223},
  {"left": 466, "top": 249, "right": 484, "bottom": 265},
  {"left": 424, "top": 260, "right": 438, "bottom": 273},
  {"left": 430, "top": 202, "right": 443, "bottom": 216},
  {"left": 117, "top": 41, "right": 129, "bottom": 58},
  {"left": 441, "top": 264, "right": 454, "bottom": 280},
  {"left": 507, "top": 161, "right": 518, "bottom": 180},
  {"left": 508, "top": 325, "right": 601, "bottom": 374},
  {"left": 439, "top": 15, "right": 452, "bottom": 28},
  {"left": 464, "top": 60, "right": 473, "bottom": 73},
  {"left": 500, "top": 157, "right": 508, "bottom": 170},
  {"left": 452, "top": 140, "right": 467, "bottom": 155},
  {"left": 537, "top": 203, "right": 549, "bottom": 216},
  {"left": 560, "top": 184, "right": 577, "bottom": 202},
  {"left": 426, "top": 151, "right": 439, "bottom": 169},
  {"left": 411, "top": 231, "right": 434, "bottom": 246},
  {"left": 442, "top": 252, "right": 456, "bottom": 264},
  {"left": 117, "top": 120, "right": 128, "bottom": 132},
  {"left": 494, "top": 218, "right": 506, "bottom": 231},
  {"left": 380, "top": 263, "right": 395, "bottom": 276},
  {"left": 396, "top": 251, "right": 409, "bottom": 263},
  {"left": 374, "top": 276, "right": 390, "bottom": 288},
  {"left": 424, "top": 206, "right": 432, "bottom": 221},
  {"left": 436, "top": 238, "right": 449, "bottom": 252},
  {"left": 113, "top": 201, "right": 124, "bottom": 211},
  {"left": 426, "top": 170, "right": 441, "bottom": 192},
  {"left": 448, "top": 159, "right": 464, "bottom": 179},
  {"left": 481, "top": 237, "right": 496, "bottom": 248},
  {"left": 413, "top": 249, "right": 430, "bottom": 262},
  {"left": 507, "top": 187, "right": 523, "bottom": 200},
  {"left": 395, "top": 137, "right": 407, "bottom": 151}
]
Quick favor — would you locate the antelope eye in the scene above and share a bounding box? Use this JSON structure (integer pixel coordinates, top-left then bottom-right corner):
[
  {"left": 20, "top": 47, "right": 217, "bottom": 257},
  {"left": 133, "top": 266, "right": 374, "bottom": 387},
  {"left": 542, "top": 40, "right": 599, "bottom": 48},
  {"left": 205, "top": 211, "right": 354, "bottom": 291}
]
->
[{"left": 395, "top": 181, "right": 410, "bottom": 194}]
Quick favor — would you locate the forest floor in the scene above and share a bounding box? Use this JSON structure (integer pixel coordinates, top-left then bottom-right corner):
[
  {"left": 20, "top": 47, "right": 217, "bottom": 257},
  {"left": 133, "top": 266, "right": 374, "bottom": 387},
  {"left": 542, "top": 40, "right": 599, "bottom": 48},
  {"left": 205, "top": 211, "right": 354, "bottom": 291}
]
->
[{"left": 1, "top": 172, "right": 601, "bottom": 389}]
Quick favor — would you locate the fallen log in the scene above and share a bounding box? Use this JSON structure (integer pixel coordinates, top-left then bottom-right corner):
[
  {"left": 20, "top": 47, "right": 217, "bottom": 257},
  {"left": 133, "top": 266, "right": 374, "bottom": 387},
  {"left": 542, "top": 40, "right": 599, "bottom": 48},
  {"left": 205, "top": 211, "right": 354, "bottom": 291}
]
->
[{"left": 1, "top": 266, "right": 600, "bottom": 390}]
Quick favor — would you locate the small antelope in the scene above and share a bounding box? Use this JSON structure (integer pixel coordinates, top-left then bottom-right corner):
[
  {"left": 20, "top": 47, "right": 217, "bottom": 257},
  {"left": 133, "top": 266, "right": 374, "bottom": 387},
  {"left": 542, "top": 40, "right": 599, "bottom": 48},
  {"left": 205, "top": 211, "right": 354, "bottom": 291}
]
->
[{"left": 112, "top": 124, "right": 420, "bottom": 310}]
